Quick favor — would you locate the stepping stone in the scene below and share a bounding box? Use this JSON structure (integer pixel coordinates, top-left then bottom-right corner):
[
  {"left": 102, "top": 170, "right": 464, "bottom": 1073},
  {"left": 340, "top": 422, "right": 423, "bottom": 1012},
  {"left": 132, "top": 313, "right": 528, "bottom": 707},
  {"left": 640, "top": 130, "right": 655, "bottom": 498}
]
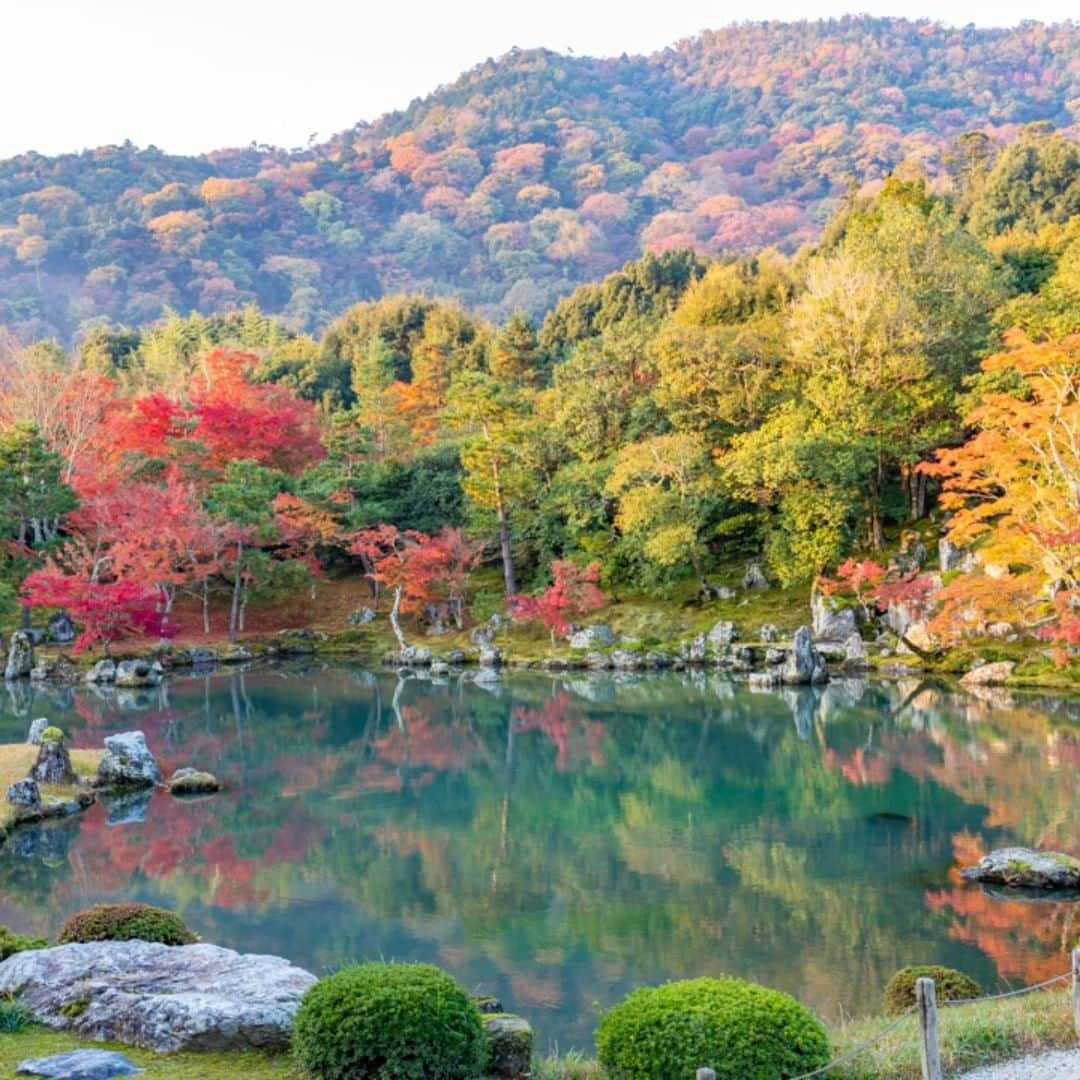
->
[{"left": 17, "top": 1050, "right": 141, "bottom": 1079}]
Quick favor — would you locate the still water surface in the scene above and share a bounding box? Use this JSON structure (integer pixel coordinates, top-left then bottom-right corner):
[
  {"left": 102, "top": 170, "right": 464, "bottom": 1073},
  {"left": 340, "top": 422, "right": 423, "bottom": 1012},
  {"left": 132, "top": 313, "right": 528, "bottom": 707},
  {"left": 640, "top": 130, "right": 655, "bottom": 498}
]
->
[{"left": 1, "top": 665, "right": 1078, "bottom": 1049}]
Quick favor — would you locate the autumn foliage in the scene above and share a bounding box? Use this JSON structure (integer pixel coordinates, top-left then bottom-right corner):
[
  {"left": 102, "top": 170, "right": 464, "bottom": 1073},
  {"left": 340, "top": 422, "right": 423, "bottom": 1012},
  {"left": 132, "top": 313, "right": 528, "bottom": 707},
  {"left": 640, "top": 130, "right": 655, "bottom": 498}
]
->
[
  {"left": 509, "top": 561, "right": 605, "bottom": 645},
  {"left": 924, "top": 333, "right": 1080, "bottom": 658}
]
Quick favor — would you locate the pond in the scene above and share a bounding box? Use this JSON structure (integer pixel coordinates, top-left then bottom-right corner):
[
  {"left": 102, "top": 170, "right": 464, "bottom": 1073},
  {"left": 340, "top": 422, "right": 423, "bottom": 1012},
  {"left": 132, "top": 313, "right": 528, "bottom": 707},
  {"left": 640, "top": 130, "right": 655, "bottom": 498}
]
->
[{"left": 1, "top": 665, "right": 1078, "bottom": 1050}]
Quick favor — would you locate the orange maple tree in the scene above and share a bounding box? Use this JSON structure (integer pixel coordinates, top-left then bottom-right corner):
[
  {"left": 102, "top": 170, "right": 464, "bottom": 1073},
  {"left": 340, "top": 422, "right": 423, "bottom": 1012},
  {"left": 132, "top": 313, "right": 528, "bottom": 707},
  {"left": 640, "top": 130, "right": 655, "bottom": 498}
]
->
[{"left": 922, "top": 331, "right": 1080, "bottom": 655}]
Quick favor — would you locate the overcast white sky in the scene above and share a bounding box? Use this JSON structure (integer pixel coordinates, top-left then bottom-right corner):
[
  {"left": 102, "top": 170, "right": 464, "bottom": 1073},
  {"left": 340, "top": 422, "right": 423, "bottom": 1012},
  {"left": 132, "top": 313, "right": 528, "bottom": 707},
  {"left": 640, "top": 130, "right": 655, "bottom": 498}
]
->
[{"left": 3, "top": 0, "right": 1076, "bottom": 158}]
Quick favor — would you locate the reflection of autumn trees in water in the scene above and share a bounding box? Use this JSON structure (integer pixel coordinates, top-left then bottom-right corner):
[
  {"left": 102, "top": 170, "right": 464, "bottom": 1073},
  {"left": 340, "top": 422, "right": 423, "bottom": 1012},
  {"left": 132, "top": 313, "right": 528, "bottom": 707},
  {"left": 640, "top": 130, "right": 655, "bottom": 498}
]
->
[{"left": 0, "top": 669, "right": 1078, "bottom": 1045}]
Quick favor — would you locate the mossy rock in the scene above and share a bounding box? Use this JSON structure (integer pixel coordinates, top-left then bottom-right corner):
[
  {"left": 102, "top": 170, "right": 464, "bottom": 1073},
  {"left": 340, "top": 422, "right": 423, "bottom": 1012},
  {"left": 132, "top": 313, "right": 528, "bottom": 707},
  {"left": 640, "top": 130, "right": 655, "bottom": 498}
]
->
[
  {"left": 884, "top": 966, "right": 981, "bottom": 1015},
  {"left": 484, "top": 1014, "right": 533, "bottom": 1078},
  {"left": 40, "top": 727, "right": 65, "bottom": 744}
]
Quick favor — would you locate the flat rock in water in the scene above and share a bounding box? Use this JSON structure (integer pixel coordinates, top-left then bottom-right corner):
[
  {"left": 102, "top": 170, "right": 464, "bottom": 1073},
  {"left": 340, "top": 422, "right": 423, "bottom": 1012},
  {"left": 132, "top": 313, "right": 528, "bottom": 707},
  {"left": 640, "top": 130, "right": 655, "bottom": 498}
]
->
[
  {"left": 17, "top": 1050, "right": 141, "bottom": 1079},
  {"left": 960, "top": 847, "right": 1080, "bottom": 890},
  {"left": 0, "top": 941, "right": 317, "bottom": 1052}
]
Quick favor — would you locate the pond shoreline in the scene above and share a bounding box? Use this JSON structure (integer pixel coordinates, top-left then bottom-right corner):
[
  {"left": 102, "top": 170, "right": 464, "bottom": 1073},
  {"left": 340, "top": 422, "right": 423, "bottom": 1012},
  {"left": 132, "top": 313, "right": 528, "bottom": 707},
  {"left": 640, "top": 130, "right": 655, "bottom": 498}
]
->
[{"left": 6, "top": 622, "right": 1076, "bottom": 692}]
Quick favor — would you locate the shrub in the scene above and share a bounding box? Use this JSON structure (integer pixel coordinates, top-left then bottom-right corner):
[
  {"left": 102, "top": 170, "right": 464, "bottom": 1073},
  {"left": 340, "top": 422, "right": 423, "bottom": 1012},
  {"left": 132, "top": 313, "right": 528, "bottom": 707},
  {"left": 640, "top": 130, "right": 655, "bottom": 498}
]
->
[
  {"left": 884, "top": 966, "right": 982, "bottom": 1015},
  {"left": 57, "top": 903, "right": 197, "bottom": 946},
  {"left": 596, "top": 976, "right": 830, "bottom": 1080},
  {"left": 0, "top": 993, "right": 30, "bottom": 1034},
  {"left": 0, "top": 926, "right": 47, "bottom": 961},
  {"left": 293, "top": 961, "right": 488, "bottom": 1080}
]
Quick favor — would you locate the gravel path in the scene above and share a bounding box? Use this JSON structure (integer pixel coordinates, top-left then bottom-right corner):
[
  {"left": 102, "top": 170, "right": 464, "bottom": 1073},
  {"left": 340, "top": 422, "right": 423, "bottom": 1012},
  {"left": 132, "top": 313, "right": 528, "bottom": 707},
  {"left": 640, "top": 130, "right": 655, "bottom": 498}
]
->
[{"left": 955, "top": 1048, "right": 1080, "bottom": 1078}]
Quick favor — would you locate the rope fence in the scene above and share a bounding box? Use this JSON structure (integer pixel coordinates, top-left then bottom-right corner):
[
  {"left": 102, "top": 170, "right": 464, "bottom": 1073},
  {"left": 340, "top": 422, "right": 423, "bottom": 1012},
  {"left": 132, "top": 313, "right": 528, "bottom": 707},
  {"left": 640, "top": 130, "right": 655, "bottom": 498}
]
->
[{"left": 694, "top": 948, "right": 1080, "bottom": 1080}]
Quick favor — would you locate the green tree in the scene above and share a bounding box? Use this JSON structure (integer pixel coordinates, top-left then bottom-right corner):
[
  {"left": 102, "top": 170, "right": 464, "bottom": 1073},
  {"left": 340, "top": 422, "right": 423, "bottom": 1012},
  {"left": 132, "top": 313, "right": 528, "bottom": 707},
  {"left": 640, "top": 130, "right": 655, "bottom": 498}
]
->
[
  {"left": 203, "top": 460, "right": 287, "bottom": 641},
  {"left": 0, "top": 422, "right": 77, "bottom": 626},
  {"left": 968, "top": 125, "right": 1080, "bottom": 238},
  {"left": 605, "top": 432, "right": 719, "bottom": 587},
  {"left": 446, "top": 372, "right": 535, "bottom": 596}
]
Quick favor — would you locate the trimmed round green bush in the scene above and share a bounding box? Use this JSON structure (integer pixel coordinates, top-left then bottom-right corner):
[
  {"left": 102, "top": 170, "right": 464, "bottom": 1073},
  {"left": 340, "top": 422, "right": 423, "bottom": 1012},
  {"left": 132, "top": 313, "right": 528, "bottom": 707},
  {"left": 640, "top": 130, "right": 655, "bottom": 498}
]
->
[
  {"left": 596, "top": 976, "right": 830, "bottom": 1080},
  {"left": 57, "top": 903, "right": 197, "bottom": 946},
  {"left": 293, "top": 962, "right": 488, "bottom": 1080},
  {"left": 884, "top": 966, "right": 981, "bottom": 1015}
]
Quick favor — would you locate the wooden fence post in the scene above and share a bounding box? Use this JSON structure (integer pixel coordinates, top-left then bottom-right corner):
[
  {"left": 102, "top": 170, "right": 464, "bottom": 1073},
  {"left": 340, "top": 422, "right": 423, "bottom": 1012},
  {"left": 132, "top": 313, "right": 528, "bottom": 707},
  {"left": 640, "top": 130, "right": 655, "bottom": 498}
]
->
[
  {"left": 1073, "top": 948, "right": 1080, "bottom": 1040},
  {"left": 916, "top": 977, "right": 943, "bottom": 1080},
  {"left": 696, "top": 1070, "right": 717, "bottom": 1080}
]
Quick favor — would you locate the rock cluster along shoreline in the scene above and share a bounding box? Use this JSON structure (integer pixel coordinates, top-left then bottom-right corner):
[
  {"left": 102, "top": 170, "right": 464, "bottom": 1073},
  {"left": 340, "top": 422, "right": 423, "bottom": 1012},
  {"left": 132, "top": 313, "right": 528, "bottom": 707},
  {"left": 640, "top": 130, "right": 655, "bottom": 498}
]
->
[
  {"left": 384, "top": 620, "right": 870, "bottom": 685},
  {"left": 1, "top": 726, "right": 220, "bottom": 849}
]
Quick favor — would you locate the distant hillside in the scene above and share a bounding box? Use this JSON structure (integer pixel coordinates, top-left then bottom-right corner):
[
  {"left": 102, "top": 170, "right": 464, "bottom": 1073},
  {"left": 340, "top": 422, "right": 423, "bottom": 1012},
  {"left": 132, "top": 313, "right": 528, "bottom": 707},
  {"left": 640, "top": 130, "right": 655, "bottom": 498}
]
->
[{"left": 1, "top": 16, "right": 1078, "bottom": 342}]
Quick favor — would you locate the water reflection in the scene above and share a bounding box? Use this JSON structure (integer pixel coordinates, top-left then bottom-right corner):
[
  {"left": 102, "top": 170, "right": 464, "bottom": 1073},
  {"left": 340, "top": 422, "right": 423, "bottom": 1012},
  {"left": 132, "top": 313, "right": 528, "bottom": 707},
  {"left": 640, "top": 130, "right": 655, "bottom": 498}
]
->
[{"left": 1, "top": 666, "right": 1078, "bottom": 1049}]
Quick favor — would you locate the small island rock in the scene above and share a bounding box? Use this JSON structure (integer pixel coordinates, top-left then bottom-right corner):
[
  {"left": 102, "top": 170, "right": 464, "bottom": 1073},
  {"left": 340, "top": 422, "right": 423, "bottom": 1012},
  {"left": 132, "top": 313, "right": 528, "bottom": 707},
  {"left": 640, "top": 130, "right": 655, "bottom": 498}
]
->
[
  {"left": 960, "top": 847, "right": 1080, "bottom": 890},
  {"left": 167, "top": 767, "right": 220, "bottom": 796}
]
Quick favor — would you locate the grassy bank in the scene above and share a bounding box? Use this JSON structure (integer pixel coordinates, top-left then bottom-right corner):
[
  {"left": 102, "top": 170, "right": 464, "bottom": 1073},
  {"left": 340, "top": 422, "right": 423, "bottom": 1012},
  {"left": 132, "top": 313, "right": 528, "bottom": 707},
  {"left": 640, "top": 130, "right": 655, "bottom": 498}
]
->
[
  {"left": 0, "top": 744, "right": 103, "bottom": 835},
  {"left": 3, "top": 987, "right": 1074, "bottom": 1079}
]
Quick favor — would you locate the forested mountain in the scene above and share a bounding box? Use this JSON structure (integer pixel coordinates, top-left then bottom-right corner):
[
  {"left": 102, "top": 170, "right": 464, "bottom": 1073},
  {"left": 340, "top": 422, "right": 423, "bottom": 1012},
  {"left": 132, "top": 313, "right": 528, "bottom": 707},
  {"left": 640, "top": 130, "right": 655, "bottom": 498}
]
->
[{"left": 0, "top": 17, "right": 1078, "bottom": 343}]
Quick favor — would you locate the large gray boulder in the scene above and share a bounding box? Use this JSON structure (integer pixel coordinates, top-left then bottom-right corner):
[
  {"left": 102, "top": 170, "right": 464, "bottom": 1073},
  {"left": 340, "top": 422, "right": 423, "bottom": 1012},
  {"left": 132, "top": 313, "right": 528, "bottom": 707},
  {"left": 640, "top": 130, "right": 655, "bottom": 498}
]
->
[
  {"left": 46, "top": 611, "right": 77, "bottom": 645},
  {"left": 960, "top": 847, "right": 1080, "bottom": 891},
  {"left": 810, "top": 593, "right": 857, "bottom": 642},
  {"left": 742, "top": 562, "right": 770, "bottom": 591},
  {"left": 780, "top": 627, "right": 828, "bottom": 685},
  {"left": 842, "top": 632, "right": 869, "bottom": 667},
  {"left": 0, "top": 941, "right": 317, "bottom": 1053},
  {"left": 113, "top": 660, "right": 164, "bottom": 688},
  {"left": 5, "top": 631, "right": 35, "bottom": 681},
  {"left": 16, "top": 1049, "right": 141, "bottom": 1078},
  {"left": 6, "top": 777, "right": 41, "bottom": 811},
  {"left": 27, "top": 717, "right": 49, "bottom": 745},
  {"left": 707, "top": 620, "right": 738, "bottom": 647},
  {"left": 345, "top": 606, "right": 376, "bottom": 627},
  {"left": 96, "top": 731, "right": 161, "bottom": 789},
  {"left": 478, "top": 644, "right": 503, "bottom": 668},
  {"left": 85, "top": 659, "right": 116, "bottom": 684},
  {"left": 960, "top": 661, "right": 1016, "bottom": 688},
  {"left": 568, "top": 624, "right": 614, "bottom": 649}
]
